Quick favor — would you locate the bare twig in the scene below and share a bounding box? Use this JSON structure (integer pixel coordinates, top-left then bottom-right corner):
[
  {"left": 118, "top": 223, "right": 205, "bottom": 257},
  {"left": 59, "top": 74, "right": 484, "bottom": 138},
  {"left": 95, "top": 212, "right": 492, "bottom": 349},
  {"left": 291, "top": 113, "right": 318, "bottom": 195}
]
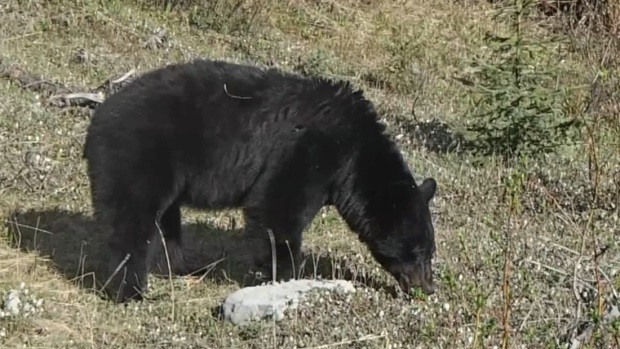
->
[
  {"left": 572, "top": 230, "right": 588, "bottom": 320},
  {"left": 155, "top": 219, "right": 176, "bottom": 320},
  {"left": 111, "top": 69, "right": 136, "bottom": 85},
  {"left": 518, "top": 298, "right": 538, "bottom": 332},
  {"left": 3, "top": 220, "right": 54, "bottom": 235},
  {"left": 596, "top": 266, "right": 619, "bottom": 299},
  {"left": 194, "top": 257, "right": 227, "bottom": 283},
  {"left": 100, "top": 253, "right": 131, "bottom": 292},
  {"left": 267, "top": 228, "right": 276, "bottom": 283},
  {"left": 524, "top": 259, "right": 597, "bottom": 291},
  {"left": 224, "top": 83, "right": 253, "bottom": 99},
  {"left": 538, "top": 236, "right": 580, "bottom": 256},
  {"left": 47, "top": 92, "right": 105, "bottom": 108},
  {"left": 96, "top": 69, "right": 136, "bottom": 95}
]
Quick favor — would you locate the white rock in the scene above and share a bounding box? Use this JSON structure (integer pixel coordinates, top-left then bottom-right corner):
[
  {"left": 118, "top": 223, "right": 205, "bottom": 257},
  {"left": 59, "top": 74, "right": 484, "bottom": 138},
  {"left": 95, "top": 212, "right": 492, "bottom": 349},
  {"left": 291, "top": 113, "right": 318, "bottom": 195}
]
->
[
  {"left": 222, "top": 279, "right": 356, "bottom": 326},
  {"left": 4, "top": 291, "right": 21, "bottom": 315}
]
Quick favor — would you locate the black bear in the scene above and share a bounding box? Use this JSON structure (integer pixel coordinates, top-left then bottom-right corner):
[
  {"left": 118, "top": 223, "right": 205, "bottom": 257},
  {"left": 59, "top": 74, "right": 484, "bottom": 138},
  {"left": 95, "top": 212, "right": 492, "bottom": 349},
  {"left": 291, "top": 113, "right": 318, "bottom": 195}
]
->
[{"left": 83, "top": 58, "right": 438, "bottom": 303}]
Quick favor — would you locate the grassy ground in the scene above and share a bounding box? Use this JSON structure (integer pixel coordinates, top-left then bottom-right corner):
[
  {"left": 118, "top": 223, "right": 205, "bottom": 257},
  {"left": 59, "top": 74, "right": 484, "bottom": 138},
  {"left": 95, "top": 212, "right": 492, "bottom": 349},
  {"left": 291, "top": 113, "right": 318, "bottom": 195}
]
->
[{"left": 0, "top": 0, "right": 619, "bottom": 348}]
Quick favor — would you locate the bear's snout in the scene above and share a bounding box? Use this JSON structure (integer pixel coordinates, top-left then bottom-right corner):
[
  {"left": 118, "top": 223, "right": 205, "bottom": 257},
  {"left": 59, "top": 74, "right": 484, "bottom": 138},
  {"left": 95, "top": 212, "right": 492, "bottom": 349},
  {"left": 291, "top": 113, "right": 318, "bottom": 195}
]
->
[{"left": 392, "top": 261, "right": 435, "bottom": 296}]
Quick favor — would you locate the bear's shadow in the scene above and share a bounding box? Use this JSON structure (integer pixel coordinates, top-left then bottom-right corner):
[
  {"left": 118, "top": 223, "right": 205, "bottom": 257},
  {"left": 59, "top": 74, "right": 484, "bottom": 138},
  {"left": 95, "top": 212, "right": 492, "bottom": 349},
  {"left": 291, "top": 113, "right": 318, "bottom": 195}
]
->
[{"left": 4, "top": 208, "right": 399, "bottom": 303}]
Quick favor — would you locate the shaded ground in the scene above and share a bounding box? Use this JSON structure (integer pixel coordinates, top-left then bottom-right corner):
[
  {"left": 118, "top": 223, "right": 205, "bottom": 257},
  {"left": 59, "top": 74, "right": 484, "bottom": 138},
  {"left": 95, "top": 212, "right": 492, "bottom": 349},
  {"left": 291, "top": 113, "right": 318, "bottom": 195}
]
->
[{"left": 5, "top": 207, "right": 399, "bottom": 302}]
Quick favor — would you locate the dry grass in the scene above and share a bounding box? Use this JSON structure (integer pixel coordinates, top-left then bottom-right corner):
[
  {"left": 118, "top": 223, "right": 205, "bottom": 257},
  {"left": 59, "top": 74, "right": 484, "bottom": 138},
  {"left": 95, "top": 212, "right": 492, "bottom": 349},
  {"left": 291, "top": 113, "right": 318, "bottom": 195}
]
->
[{"left": 0, "top": 0, "right": 618, "bottom": 348}]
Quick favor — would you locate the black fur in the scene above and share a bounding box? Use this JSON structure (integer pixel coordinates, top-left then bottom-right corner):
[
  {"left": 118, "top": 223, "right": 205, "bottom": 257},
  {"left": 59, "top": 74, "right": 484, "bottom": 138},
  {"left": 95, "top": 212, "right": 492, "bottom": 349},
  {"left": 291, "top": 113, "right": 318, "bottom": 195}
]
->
[{"left": 83, "top": 58, "right": 438, "bottom": 302}]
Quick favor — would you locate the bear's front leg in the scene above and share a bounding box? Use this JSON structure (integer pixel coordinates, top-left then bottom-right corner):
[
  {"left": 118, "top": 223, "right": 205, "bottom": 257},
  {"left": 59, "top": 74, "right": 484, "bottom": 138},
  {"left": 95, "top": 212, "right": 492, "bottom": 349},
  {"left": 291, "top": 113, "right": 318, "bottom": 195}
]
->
[
  {"left": 103, "top": 214, "right": 158, "bottom": 303},
  {"left": 243, "top": 226, "right": 302, "bottom": 282},
  {"left": 243, "top": 204, "right": 319, "bottom": 283},
  {"left": 272, "top": 233, "right": 302, "bottom": 281}
]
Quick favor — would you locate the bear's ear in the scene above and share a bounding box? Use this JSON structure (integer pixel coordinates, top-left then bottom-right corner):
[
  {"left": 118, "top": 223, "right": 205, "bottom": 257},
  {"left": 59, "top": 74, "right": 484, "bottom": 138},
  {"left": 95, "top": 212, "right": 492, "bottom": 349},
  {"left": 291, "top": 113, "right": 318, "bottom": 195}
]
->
[{"left": 418, "top": 177, "right": 437, "bottom": 203}]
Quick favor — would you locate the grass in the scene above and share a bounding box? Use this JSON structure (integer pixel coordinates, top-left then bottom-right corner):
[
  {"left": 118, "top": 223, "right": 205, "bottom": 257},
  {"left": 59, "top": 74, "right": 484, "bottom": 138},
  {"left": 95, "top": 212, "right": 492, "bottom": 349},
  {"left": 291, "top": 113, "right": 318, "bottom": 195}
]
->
[{"left": 0, "top": 0, "right": 619, "bottom": 347}]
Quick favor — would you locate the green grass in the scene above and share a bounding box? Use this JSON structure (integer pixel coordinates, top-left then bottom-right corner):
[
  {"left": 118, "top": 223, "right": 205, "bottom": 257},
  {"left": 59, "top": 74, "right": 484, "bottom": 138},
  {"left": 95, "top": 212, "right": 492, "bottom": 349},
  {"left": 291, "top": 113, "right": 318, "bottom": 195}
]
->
[{"left": 1, "top": 0, "right": 619, "bottom": 348}]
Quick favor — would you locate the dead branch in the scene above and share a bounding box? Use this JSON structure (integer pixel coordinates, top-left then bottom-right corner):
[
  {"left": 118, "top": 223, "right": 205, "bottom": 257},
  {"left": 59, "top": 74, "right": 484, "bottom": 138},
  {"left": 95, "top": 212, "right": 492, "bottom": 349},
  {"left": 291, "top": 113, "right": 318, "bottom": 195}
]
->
[
  {"left": 95, "top": 69, "right": 136, "bottom": 96},
  {"left": 1, "top": 65, "right": 73, "bottom": 98},
  {"left": 47, "top": 92, "right": 105, "bottom": 108},
  {"left": 0, "top": 59, "right": 136, "bottom": 110},
  {"left": 111, "top": 69, "right": 136, "bottom": 85}
]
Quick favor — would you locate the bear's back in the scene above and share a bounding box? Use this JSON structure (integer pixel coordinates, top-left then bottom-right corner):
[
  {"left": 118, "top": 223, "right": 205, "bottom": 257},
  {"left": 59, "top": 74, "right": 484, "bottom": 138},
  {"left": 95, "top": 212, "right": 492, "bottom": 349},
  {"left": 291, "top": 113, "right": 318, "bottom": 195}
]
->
[{"left": 86, "top": 58, "right": 383, "bottom": 157}]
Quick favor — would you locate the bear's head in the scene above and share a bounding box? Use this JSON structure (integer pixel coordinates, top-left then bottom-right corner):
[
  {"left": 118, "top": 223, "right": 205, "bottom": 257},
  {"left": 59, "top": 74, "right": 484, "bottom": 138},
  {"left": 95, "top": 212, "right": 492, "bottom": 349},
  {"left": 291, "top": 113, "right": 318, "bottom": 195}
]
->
[{"left": 369, "top": 177, "right": 438, "bottom": 296}]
